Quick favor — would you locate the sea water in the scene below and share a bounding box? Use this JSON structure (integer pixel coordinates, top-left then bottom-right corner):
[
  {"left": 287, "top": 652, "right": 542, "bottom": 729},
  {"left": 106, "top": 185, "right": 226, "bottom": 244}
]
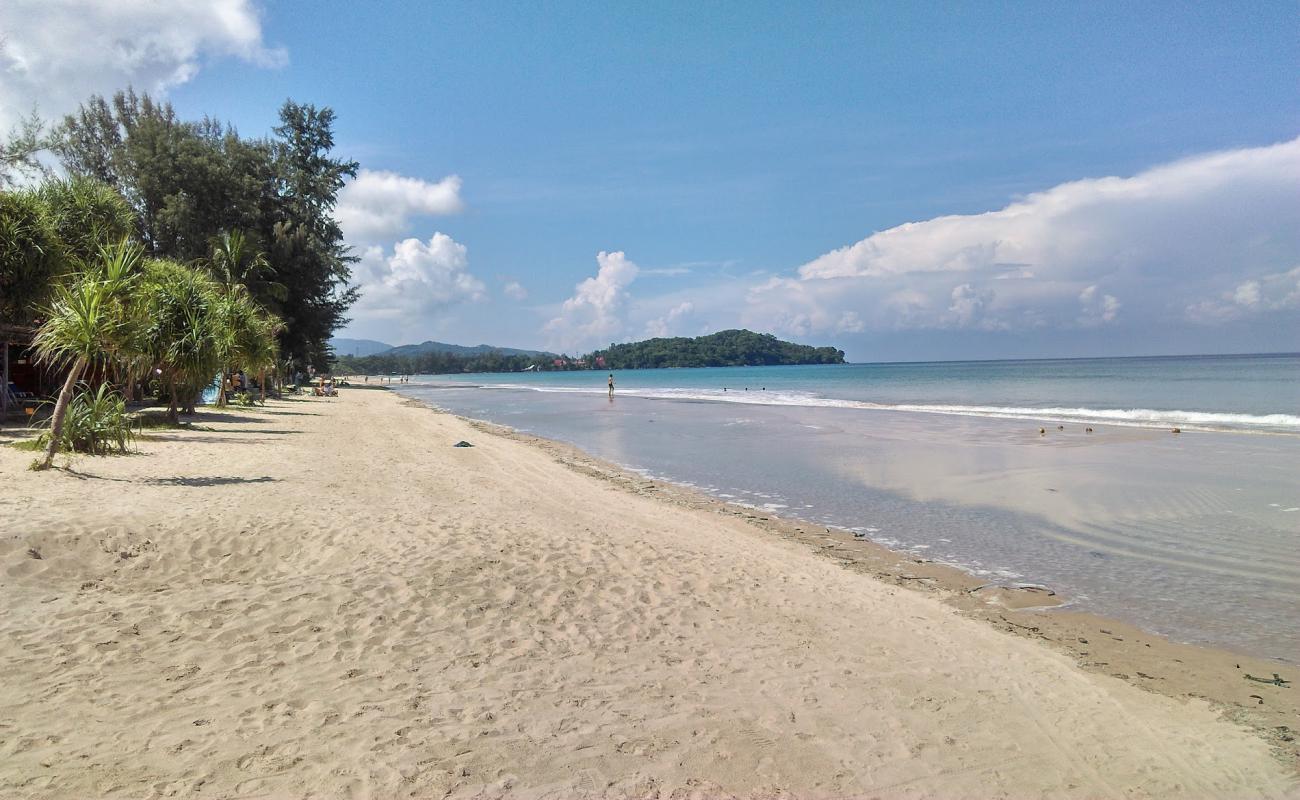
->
[{"left": 394, "top": 354, "right": 1300, "bottom": 660}]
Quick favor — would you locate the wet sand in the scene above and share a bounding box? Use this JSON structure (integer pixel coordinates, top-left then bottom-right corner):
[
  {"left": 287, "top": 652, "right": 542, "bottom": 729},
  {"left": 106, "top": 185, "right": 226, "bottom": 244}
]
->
[{"left": 0, "top": 388, "right": 1295, "bottom": 798}]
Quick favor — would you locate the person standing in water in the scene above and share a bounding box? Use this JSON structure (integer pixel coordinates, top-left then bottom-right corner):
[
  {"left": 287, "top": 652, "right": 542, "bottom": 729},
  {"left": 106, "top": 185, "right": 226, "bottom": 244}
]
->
[{"left": 607, "top": 373, "right": 615, "bottom": 398}]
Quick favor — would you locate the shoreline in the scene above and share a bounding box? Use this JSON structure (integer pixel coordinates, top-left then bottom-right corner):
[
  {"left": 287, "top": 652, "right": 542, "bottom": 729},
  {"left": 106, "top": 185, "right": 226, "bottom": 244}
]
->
[
  {"left": 399, "top": 370, "right": 1300, "bottom": 437},
  {"left": 403, "top": 393, "right": 1300, "bottom": 768},
  {"left": 2, "top": 388, "right": 1295, "bottom": 797}
]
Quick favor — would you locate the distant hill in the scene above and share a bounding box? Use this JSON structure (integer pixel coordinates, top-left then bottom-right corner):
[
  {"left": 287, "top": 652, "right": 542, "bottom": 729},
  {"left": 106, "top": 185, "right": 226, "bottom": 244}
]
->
[
  {"left": 329, "top": 338, "right": 394, "bottom": 357},
  {"left": 384, "top": 340, "right": 549, "bottom": 358},
  {"left": 591, "top": 329, "right": 845, "bottom": 369},
  {"left": 331, "top": 330, "right": 841, "bottom": 375}
]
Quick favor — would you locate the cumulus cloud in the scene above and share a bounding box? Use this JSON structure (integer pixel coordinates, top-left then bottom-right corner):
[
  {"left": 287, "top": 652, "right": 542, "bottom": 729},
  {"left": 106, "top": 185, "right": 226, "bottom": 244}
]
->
[
  {"left": 503, "top": 280, "right": 528, "bottom": 300},
  {"left": 1185, "top": 266, "right": 1300, "bottom": 323},
  {"left": 644, "top": 302, "right": 695, "bottom": 338},
  {"left": 336, "top": 169, "right": 464, "bottom": 242},
  {"left": 0, "top": 0, "right": 285, "bottom": 129},
  {"left": 1078, "top": 285, "right": 1121, "bottom": 325},
  {"left": 349, "top": 234, "right": 485, "bottom": 330},
  {"left": 338, "top": 170, "right": 472, "bottom": 338},
  {"left": 545, "top": 251, "right": 640, "bottom": 351},
  {"left": 733, "top": 137, "right": 1300, "bottom": 338}
]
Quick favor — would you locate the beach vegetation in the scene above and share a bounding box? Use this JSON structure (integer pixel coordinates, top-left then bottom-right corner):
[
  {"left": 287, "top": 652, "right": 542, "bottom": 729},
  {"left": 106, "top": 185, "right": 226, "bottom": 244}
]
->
[
  {"left": 49, "top": 89, "right": 355, "bottom": 372},
  {"left": 35, "top": 382, "right": 135, "bottom": 456},
  {"left": 6, "top": 88, "right": 354, "bottom": 469},
  {"left": 0, "top": 111, "right": 49, "bottom": 188},
  {"left": 0, "top": 189, "right": 65, "bottom": 323},
  {"left": 31, "top": 240, "right": 142, "bottom": 469}
]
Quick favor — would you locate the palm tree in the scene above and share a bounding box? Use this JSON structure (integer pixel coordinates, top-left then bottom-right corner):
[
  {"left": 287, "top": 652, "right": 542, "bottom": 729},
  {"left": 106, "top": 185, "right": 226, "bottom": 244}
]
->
[
  {"left": 31, "top": 240, "right": 142, "bottom": 469},
  {"left": 206, "top": 230, "right": 285, "bottom": 406},
  {"left": 141, "top": 260, "right": 221, "bottom": 423},
  {"left": 207, "top": 230, "right": 286, "bottom": 305},
  {"left": 243, "top": 311, "right": 282, "bottom": 403}
]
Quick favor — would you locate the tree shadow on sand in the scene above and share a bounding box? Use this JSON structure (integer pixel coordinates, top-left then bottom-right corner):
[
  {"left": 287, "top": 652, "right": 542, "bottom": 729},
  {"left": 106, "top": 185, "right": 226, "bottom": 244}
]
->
[
  {"left": 60, "top": 469, "right": 279, "bottom": 486},
  {"left": 145, "top": 475, "right": 278, "bottom": 487}
]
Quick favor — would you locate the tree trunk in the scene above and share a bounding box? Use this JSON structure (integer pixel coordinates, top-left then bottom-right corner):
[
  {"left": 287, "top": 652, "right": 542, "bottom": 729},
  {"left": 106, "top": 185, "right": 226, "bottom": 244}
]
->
[
  {"left": 217, "top": 368, "right": 227, "bottom": 407},
  {"left": 259, "top": 369, "right": 267, "bottom": 404},
  {"left": 37, "top": 356, "right": 87, "bottom": 470},
  {"left": 167, "top": 374, "right": 179, "bottom": 424}
]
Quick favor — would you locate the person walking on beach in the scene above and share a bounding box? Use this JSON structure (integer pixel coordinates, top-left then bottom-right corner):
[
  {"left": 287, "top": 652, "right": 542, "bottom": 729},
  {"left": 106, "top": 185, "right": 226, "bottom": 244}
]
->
[{"left": 607, "top": 373, "right": 615, "bottom": 398}]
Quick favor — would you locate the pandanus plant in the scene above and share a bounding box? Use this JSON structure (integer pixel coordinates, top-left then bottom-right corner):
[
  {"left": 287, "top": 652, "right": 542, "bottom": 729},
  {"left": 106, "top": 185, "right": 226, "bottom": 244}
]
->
[
  {"left": 205, "top": 230, "right": 284, "bottom": 406},
  {"left": 140, "top": 260, "right": 222, "bottom": 423},
  {"left": 31, "top": 240, "right": 143, "bottom": 469}
]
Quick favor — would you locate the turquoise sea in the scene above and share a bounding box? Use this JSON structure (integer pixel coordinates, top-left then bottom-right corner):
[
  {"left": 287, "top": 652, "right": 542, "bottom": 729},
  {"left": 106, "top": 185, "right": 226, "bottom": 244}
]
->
[{"left": 395, "top": 354, "right": 1300, "bottom": 661}]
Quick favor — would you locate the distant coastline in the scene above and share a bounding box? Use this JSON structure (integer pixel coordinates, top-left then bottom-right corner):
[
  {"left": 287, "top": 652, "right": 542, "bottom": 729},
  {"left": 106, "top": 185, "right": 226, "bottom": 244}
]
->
[{"left": 333, "top": 328, "right": 844, "bottom": 375}]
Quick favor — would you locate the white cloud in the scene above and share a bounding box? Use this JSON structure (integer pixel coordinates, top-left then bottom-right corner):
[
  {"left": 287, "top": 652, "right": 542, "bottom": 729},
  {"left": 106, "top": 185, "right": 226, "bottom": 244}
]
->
[
  {"left": 503, "top": 280, "right": 528, "bottom": 300},
  {"left": 835, "top": 311, "right": 866, "bottom": 333},
  {"left": 948, "top": 283, "right": 994, "bottom": 328},
  {"left": 1078, "top": 285, "right": 1121, "bottom": 325},
  {"left": 349, "top": 234, "right": 485, "bottom": 331},
  {"left": 1232, "top": 281, "right": 1261, "bottom": 308},
  {"left": 337, "top": 169, "right": 464, "bottom": 242},
  {"left": 545, "top": 251, "right": 640, "bottom": 351},
  {"left": 0, "top": 0, "right": 285, "bottom": 129},
  {"left": 798, "top": 138, "right": 1300, "bottom": 285},
  {"left": 1185, "top": 266, "right": 1300, "bottom": 323},
  {"left": 644, "top": 301, "right": 694, "bottom": 338},
  {"left": 730, "top": 137, "right": 1300, "bottom": 337}
]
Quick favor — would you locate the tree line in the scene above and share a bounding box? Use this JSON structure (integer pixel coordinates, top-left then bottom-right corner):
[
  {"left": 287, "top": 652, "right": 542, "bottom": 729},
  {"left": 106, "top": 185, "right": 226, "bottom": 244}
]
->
[
  {"left": 3, "top": 90, "right": 355, "bottom": 371},
  {"left": 333, "top": 329, "right": 845, "bottom": 376},
  {"left": 590, "top": 330, "right": 845, "bottom": 369},
  {"left": 1, "top": 90, "right": 357, "bottom": 469}
]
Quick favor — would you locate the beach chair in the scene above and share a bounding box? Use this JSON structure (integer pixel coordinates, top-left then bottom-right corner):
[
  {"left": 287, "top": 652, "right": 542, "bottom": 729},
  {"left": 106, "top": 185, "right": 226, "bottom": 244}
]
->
[{"left": 4, "top": 382, "right": 38, "bottom": 418}]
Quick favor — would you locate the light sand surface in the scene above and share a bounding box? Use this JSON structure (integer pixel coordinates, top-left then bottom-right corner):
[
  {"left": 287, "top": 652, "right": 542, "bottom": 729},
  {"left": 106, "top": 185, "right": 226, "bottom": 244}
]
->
[{"left": 0, "top": 389, "right": 1295, "bottom": 799}]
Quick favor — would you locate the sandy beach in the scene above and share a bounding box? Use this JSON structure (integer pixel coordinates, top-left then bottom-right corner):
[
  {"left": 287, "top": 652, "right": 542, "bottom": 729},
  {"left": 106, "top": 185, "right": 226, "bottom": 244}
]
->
[{"left": 1, "top": 388, "right": 1296, "bottom": 799}]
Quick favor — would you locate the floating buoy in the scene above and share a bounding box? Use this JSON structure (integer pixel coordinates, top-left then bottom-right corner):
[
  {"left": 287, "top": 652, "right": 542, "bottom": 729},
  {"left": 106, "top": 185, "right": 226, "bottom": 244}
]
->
[{"left": 1039, "top": 428, "right": 1046, "bottom": 435}]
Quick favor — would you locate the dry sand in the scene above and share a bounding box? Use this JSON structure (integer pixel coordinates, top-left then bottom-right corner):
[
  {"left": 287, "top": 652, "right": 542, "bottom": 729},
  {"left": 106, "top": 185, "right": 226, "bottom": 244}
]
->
[{"left": 0, "top": 388, "right": 1295, "bottom": 799}]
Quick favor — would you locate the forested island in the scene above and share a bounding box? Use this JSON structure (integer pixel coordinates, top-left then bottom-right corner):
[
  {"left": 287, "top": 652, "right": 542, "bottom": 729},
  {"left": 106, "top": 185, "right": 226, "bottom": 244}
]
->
[
  {"left": 590, "top": 330, "right": 844, "bottom": 369},
  {"left": 333, "top": 329, "right": 845, "bottom": 375}
]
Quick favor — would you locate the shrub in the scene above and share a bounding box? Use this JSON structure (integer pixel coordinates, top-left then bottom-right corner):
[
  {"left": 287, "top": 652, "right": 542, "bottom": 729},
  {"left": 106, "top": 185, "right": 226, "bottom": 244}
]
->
[
  {"left": 35, "top": 383, "right": 135, "bottom": 455},
  {"left": 232, "top": 391, "right": 256, "bottom": 407}
]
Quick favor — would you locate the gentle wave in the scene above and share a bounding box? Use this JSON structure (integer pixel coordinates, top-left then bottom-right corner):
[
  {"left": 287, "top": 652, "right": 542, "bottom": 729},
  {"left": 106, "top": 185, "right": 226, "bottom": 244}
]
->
[
  {"left": 881, "top": 403, "right": 1300, "bottom": 431},
  {"left": 450, "top": 382, "right": 1300, "bottom": 433}
]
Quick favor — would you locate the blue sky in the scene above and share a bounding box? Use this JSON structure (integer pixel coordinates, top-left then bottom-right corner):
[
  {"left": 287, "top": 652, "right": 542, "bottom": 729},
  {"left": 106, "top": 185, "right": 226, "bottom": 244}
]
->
[{"left": 3, "top": 1, "right": 1298, "bottom": 360}]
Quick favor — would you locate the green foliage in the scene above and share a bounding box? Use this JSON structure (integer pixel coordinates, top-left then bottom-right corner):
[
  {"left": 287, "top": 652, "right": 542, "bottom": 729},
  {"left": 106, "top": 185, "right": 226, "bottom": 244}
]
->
[
  {"left": 32, "top": 240, "right": 143, "bottom": 370},
  {"left": 334, "top": 329, "right": 845, "bottom": 376},
  {"left": 140, "top": 259, "right": 222, "bottom": 408},
  {"left": 0, "top": 189, "right": 64, "bottom": 323},
  {"left": 35, "top": 383, "right": 135, "bottom": 455},
  {"left": 591, "top": 330, "right": 845, "bottom": 369},
  {"left": 232, "top": 391, "right": 256, "bottom": 407},
  {"left": 206, "top": 230, "right": 286, "bottom": 304},
  {"left": 52, "top": 90, "right": 355, "bottom": 369},
  {"left": 269, "top": 100, "right": 359, "bottom": 371},
  {"left": 36, "top": 177, "right": 136, "bottom": 266},
  {"left": 335, "top": 349, "right": 547, "bottom": 376},
  {"left": 0, "top": 111, "right": 50, "bottom": 188}
]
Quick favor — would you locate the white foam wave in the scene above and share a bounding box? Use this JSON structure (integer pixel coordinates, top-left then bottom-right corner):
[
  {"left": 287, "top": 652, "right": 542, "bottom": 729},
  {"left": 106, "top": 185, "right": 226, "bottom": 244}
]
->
[
  {"left": 440, "top": 383, "right": 1300, "bottom": 433},
  {"left": 883, "top": 403, "right": 1300, "bottom": 432}
]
